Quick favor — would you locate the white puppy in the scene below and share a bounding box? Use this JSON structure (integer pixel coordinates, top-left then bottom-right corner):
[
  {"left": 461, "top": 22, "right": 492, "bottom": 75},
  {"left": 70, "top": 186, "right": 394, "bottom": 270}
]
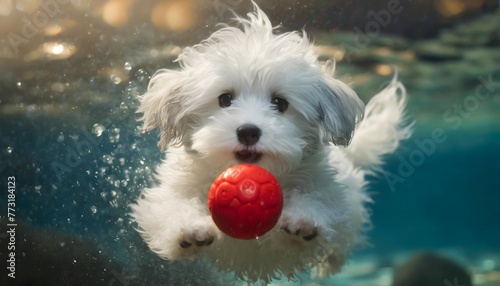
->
[{"left": 131, "top": 4, "right": 410, "bottom": 284}]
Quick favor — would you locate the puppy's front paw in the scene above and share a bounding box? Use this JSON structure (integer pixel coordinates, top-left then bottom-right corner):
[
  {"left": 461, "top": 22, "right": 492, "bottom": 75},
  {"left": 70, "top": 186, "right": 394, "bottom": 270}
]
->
[
  {"left": 280, "top": 217, "right": 318, "bottom": 241},
  {"left": 179, "top": 226, "right": 215, "bottom": 248}
]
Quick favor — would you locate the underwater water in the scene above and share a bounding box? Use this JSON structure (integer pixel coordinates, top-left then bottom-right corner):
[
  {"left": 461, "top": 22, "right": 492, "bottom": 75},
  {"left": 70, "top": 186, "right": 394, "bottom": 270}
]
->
[{"left": 1, "top": 1, "right": 499, "bottom": 285}]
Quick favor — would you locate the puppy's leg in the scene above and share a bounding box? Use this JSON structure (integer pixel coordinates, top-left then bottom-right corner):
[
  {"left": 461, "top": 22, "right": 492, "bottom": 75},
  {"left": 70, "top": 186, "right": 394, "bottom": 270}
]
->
[
  {"left": 277, "top": 190, "right": 328, "bottom": 244},
  {"left": 131, "top": 189, "right": 219, "bottom": 260},
  {"left": 280, "top": 216, "right": 319, "bottom": 241},
  {"left": 276, "top": 187, "right": 358, "bottom": 278},
  {"left": 276, "top": 182, "right": 357, "bottom": 246},
  {"left": 178, "top": 218, "right": 216, "bottom": 249}
]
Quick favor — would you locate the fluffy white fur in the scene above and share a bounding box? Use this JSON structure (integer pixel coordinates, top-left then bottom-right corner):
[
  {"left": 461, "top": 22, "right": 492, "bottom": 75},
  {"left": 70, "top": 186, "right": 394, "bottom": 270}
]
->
[{"left": 131, "top": 4, "right": 410, "bottom": 284}]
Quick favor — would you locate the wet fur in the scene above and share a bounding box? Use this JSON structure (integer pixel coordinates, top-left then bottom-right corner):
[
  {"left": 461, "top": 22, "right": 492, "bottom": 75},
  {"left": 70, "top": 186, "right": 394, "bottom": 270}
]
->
[{"left": 131, "top": 3, "right": 410, "bottom": 284}]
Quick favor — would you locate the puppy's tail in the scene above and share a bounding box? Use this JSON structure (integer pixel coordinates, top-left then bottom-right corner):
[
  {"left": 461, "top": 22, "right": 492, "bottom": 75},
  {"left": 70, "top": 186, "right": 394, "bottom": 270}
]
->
[{"left": 344, "top": 75, "right": 413, "bottom": 170}]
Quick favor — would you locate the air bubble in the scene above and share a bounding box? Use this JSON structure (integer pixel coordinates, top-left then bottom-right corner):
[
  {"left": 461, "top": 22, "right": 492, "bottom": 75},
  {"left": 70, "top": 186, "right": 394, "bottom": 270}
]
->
[
  {"left": 92, "top": 124, "right": 105, "bottom": 137},
  {"left": 110, "top": 74, "right": 122, "bottom": 84},
  {"left": 124, "top": 62, "right": 133, "bottom": 71}
]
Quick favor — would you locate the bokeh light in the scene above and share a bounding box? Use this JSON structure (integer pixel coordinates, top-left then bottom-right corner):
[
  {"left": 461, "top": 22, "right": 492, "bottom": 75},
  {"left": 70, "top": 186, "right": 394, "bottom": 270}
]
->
[
  {"left": 151, "top": 0, "right": 197, "bottom": 32},
  {"left": 24, "top": 41, "right": 76, "bottom": 61},
  {"left": 0, "top": 0, "right": 14, "bottom": 16},
  {"left": 435, "top": 0, "right": 484, "bottom": 17},
  {"left": 14, "top": 0, "right": 40, "bottom": 13},
  {"left": 374, "top": 64, "right": 393, "bottom": 76},
  {"left": 102, "top": 0, "right": 133, "bottom": 27}
]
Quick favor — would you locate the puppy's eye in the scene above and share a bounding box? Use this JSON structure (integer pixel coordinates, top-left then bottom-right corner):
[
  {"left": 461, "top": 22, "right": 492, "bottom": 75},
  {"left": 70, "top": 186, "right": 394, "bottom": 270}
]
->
[
  {"left": 271, "top": 97, "right": 289, "bottom": 113},
  {"left": 218, "top": 93, "right": 233, "bottom": 108}
]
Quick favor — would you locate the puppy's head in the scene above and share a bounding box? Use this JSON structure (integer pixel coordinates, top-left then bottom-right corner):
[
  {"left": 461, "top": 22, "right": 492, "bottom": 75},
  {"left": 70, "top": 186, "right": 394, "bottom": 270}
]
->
[{"left": 137, "top": 4, "right": 364, "bottom": 175}]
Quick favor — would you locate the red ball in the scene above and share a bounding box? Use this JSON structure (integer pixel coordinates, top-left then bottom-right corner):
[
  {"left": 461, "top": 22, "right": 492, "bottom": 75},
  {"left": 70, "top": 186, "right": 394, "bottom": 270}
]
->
[{"left": 208, "top": 164, "right": 283, "bottom": 240}]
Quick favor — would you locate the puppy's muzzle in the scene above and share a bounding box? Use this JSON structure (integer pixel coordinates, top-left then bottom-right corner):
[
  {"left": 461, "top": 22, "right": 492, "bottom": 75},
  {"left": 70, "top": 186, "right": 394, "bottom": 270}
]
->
[
  {"left": 235, "top": 124, "right": 262, "bottom": 163},
  {"left": 236, "top": 124, "right": 261, "bottom": 146}
]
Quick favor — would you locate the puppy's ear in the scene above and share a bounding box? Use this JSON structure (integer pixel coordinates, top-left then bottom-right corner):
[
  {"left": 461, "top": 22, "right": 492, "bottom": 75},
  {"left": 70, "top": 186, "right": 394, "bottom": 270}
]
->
[
  {"left": 137, "top": 69, "right": 188, "bottom": 150},
  {"left": 317, "top": 76, "right": 365, "bottom": 146}
]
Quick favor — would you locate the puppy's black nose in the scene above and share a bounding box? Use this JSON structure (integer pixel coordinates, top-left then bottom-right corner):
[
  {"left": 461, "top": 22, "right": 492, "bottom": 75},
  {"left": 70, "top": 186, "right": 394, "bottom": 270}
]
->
[{"left": 237, "top": 124, "right": 261, "bottom": 146}]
